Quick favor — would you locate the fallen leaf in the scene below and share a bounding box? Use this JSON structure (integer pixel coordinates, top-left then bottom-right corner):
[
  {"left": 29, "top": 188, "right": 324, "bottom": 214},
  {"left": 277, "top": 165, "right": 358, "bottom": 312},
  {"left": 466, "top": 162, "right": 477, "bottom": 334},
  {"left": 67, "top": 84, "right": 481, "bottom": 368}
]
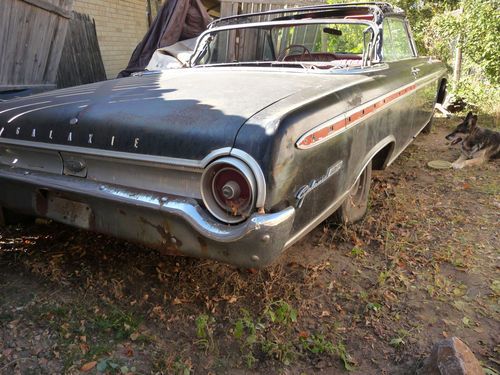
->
[
  {"left": 79, "top": 343, "right": 90, "bottom": 355},
  {"left": 81, "top": 361, "right": 97, "bottom": 372},
  {"left": 130, "top": 332, "right": 140, "bottom": 341},
  {"left": 298, "top": 331, "right": 310, "bottom": 339},
  {"left": 123, "top": 344, "right": 134, "bottom": 357}
]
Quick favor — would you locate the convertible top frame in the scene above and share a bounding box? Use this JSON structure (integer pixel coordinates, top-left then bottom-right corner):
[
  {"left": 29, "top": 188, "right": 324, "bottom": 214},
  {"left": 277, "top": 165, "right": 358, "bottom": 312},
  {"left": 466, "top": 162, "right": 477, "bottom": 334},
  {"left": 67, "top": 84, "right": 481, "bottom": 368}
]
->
[
  {"left": 191, "top": 18, "right": 380, "bottom": 67},
  {"left": 209, "top": 2, "right": 403, "bottom": 28}
]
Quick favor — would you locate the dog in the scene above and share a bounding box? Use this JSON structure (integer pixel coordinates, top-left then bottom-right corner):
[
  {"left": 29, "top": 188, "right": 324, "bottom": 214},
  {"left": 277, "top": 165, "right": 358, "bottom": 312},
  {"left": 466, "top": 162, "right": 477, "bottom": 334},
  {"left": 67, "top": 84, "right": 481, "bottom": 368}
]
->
[
  {"left": 445, "top": 111, "right": 475, "bottom": 146},
  {"left": 449, "top": 113, "right": 500, "bottom": 169}
]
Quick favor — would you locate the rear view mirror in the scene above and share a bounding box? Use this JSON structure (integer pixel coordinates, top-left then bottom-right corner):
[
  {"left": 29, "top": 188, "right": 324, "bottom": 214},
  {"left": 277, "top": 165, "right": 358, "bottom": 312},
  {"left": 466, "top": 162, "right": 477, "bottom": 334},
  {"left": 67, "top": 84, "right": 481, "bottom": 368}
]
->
[{"left": 323, "top": 27, "right": 342, "bottom": 36}]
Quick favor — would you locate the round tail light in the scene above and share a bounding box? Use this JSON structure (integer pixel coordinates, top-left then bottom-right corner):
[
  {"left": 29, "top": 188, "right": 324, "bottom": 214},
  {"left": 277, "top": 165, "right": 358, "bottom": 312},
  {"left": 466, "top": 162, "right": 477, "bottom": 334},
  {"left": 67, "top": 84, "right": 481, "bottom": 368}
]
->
[{"left": 201, "top": 158, "right": 256, "bottom": 223}]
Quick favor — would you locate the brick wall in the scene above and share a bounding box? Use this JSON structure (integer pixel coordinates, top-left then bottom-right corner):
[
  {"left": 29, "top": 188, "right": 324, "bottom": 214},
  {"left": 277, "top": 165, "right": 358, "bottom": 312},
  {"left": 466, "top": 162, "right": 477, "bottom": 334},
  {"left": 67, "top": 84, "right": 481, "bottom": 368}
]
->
[{"left": 73, "top": 0, "right": 149, "bottom": 78}]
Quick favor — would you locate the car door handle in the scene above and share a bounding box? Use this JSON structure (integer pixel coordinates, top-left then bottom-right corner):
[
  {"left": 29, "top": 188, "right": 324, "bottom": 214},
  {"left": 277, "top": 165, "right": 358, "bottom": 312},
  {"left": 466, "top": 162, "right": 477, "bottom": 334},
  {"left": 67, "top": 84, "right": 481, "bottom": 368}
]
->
[{"left": 411, "top": 67, "right": 420, "bottom": 76}]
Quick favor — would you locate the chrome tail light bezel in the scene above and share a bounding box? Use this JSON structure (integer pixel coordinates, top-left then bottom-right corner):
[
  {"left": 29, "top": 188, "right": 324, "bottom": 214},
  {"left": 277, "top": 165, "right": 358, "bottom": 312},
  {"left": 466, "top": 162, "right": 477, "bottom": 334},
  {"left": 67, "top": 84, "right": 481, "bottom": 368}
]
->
[{"left": 201, "top": 157, "right": 257, "bottom": 224}]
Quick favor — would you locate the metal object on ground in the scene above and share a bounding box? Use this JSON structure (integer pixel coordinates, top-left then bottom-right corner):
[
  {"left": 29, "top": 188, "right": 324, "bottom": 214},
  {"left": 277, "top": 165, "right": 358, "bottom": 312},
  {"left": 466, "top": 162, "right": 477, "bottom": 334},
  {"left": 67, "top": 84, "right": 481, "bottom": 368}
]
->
[{"left": 427, "top": 160, "right": 452, "bottom": 169}]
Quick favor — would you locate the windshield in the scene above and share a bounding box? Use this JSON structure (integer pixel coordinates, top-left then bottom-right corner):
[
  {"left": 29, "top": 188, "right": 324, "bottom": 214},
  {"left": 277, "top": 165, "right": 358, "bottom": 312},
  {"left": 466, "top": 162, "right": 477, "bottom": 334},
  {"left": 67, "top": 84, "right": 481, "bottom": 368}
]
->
[{"left": 193, "top": 21, "right": 374, "bottom": 69}]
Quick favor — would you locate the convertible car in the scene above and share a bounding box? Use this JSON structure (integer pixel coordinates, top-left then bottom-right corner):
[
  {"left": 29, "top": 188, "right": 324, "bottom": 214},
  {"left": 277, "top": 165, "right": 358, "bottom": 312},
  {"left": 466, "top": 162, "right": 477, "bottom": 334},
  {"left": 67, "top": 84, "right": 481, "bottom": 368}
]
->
[{"left": 0, "top": 3, "right": 446, "bottom": 268}]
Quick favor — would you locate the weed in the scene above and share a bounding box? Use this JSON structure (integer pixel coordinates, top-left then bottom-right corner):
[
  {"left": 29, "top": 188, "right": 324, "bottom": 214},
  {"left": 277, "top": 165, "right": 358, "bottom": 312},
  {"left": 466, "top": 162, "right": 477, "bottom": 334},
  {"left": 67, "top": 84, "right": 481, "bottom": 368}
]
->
[
  {"left": 194, "top": 314, "right": 214, "bottom": 352},
  {"left": 93, "top": 308, "right": 141, "bottom": 340},
  {"left": 195, "top": 314, "right": 211, "bottom": 339},
  {"left": 263, "top": 300, "right": 297, "bottom": 325},
  {"left": 350, "top": 247, "right": 366, "bottom": 257},
  {"left": 96, "top": 358, "right": 121, "bottom": 373},
  {"left": 172, "top": 357, "right": 192, "bottom": 375},
  {"left": 233, "top": 309, "right": 258, "bottom": 347},
  {"left": 366, "top": 302, "right": 382, "bottom": 313},
  {"left": 300, "top": 334, "right": 335, "bottom": 355},
  {"left": 243, "top": 352, "right": 257, "bottom": 368},
  {"left": 390, "top": 329, "right": 410, "bottom": 349},
  {"left": 233, "top": 309, "right": 262, "bottom": 367},
  {"left": 261, "top": 338, "right": 295, "bottom": 365},
  {"left": 336, "top": 342, "right": 356, "bottom": 371}
]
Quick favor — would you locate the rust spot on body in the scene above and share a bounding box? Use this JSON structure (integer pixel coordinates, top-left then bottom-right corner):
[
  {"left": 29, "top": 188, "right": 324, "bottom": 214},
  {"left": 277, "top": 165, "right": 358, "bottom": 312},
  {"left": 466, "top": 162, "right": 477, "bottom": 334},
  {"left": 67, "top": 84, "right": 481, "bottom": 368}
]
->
[
  {"left": 139, "top": 216, "right": 183, "bottom": 256},
  {"left": 197, "top": 236, "right": 208, "bottom": 256}
]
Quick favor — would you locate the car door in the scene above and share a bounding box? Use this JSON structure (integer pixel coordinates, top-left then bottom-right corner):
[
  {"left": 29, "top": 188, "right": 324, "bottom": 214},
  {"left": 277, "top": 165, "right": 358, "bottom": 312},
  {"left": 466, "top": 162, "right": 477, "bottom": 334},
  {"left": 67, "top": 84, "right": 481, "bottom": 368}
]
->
[{"left": 382, "top": 16, "right": 420, "bottom": 147}]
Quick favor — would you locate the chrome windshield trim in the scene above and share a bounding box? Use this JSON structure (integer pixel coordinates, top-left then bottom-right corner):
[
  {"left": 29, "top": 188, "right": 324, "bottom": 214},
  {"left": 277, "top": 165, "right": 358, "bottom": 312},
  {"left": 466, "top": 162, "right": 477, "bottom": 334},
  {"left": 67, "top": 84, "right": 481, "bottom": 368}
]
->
[{"left": 191, "top": 18, "right": 378, "bottom": 67}]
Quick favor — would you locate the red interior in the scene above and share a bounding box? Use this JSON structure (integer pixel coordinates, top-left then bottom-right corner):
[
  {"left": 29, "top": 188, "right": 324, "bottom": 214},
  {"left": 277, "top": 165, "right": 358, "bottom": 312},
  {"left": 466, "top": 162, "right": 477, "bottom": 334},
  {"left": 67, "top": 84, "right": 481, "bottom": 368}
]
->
[{"left": 283, "top": 53, "right": 362, "bottom": 62}]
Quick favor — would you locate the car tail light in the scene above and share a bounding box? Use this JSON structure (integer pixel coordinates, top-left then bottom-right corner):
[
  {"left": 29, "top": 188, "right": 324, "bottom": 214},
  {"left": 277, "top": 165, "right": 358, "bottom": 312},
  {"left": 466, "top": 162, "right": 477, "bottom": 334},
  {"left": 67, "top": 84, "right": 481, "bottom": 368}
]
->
[{"left": 201, "top": 157, "right": 256, "bottom": 223}]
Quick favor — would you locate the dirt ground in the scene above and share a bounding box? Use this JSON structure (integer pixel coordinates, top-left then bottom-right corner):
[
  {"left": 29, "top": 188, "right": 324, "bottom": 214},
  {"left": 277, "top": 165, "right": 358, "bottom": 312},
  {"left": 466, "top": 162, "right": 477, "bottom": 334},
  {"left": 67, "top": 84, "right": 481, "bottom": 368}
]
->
[{"left": 0, "top": 117, "right": 499, "bottom": 375}]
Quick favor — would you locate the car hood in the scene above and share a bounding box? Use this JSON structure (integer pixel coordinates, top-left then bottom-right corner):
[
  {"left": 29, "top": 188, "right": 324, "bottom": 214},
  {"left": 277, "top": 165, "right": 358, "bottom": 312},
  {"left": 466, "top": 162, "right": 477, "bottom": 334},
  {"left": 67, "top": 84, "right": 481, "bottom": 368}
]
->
[{"left": 0, "top": 69, "right": 363, "bottom": 160}]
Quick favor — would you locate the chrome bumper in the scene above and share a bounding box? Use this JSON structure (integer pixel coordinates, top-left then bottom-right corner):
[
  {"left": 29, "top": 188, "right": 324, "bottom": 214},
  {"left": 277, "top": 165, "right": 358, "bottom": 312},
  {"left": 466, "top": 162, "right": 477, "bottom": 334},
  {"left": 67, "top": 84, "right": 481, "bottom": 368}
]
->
[{"left": 0, "top": 166, "right": 295, "bottom": 268}]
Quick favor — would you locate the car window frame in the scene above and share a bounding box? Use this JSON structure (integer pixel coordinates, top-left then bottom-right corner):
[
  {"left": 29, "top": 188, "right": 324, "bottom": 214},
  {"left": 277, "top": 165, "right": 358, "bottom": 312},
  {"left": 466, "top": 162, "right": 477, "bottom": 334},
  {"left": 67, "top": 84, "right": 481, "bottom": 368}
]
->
[{"left": 382, "top": 16, "right": 417, "bottom": 62}]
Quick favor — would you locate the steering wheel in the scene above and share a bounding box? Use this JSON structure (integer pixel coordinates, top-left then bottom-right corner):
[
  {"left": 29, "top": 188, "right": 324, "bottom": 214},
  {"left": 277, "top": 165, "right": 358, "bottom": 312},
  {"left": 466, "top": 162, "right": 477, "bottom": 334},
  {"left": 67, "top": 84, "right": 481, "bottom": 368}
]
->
[{"left": 277, "top": 44, "right": 312, "bottom": 62}]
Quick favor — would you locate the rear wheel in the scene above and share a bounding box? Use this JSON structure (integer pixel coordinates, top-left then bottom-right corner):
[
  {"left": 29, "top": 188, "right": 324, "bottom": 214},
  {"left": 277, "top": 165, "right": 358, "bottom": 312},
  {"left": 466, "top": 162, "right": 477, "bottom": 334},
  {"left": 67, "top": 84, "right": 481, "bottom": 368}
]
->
[{"left": 333, "top": 160, "right": 372, "bottom": 224}]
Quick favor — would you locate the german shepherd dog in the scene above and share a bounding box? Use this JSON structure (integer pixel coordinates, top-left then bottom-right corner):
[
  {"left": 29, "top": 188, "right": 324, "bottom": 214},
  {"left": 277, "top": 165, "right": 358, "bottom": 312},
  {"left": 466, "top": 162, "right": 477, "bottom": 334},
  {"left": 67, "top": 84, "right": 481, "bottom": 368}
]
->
[
  {"left": 447, "top": 112, "right": 500, "bottom": 169},
  {"left": 446, "top": 111, "right": 476, "bottom": 146}
]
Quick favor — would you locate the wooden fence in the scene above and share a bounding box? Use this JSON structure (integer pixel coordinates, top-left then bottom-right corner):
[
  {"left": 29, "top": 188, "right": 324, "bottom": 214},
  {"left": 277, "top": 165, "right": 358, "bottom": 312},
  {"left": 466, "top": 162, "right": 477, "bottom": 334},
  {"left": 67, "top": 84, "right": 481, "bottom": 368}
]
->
[
  {"left": 219, "top": 0, "right": 323, "bottom": 18},
  {"left": 218, "top": 0, "right": 323, "bottom": 62},
  {"left": 0, "top": 0, "right": 74, "bottom": 92},
  {"left": 56, "top": 12, "right": 106, "bottom": 88}
]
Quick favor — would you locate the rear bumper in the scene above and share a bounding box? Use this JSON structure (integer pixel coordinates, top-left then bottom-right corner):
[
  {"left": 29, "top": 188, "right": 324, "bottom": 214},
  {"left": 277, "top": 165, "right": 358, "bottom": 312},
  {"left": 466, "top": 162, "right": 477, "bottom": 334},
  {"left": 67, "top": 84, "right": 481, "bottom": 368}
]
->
[{"left": 0, "top": 166, "right": 295, "bottom": 268}]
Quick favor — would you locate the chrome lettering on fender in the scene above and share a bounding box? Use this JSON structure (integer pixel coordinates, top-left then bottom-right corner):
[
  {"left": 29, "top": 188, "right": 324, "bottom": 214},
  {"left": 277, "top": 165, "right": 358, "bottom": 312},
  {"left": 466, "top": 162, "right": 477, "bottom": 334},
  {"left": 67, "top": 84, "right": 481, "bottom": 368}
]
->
[
  {"left": 1, "top": 124, "right": 142, "bottom": 149},
  {"left": 295, "top": 161, "right": 343, "bottom": 208}
]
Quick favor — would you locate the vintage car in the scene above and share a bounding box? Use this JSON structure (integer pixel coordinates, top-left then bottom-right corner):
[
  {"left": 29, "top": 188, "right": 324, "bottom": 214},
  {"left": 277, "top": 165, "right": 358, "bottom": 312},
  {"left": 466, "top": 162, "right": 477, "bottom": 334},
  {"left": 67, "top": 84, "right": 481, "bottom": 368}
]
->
[{"left": 0, "top": 3, "right": 447, "bottom": 268}]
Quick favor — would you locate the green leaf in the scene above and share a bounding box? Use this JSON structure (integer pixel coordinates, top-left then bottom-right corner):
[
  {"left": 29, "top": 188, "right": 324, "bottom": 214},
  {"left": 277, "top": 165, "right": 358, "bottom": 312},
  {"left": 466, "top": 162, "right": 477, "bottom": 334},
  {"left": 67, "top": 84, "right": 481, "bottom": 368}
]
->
[
  {"left": 390, "top": 337, "right": 405, "bottom": 347},
  {"left": 96, "top": 360, "right": 108, "bottom": 372}
]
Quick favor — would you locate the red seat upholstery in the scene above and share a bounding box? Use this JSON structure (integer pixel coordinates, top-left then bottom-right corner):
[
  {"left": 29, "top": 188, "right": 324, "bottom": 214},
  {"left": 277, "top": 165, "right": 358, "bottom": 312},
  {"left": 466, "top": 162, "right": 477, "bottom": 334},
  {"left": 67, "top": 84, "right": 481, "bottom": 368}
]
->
[
  {"left": 283, "top": 53, "right": 337, "bottom": 62},
  {"left": 282, "top": 53, "right": 362, "bottom": 62}
]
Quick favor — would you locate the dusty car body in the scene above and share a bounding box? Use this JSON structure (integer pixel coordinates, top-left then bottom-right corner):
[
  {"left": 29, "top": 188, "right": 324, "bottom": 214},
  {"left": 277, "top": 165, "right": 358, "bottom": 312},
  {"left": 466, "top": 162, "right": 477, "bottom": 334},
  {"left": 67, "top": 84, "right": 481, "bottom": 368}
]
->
[{"left": 0, "top": 3, "right": 446, "bottom": 268}]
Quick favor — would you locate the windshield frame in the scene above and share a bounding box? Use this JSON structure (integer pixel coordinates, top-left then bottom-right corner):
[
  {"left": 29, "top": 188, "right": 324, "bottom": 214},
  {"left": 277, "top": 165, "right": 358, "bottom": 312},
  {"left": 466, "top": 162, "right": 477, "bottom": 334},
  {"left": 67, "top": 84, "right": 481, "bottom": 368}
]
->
[{"left": 190, "top": 18, "right": 380, "bottom": 68}]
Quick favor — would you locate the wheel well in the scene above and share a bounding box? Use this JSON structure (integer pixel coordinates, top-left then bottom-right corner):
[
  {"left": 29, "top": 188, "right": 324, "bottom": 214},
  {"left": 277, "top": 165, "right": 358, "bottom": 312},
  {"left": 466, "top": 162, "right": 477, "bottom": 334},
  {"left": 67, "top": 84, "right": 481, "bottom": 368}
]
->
[
  {"left": 371, "top": 142, "right": 394, "bottom": 170},
  {"left": 436, "top": 78, "right": 447, "bottom": 104}
]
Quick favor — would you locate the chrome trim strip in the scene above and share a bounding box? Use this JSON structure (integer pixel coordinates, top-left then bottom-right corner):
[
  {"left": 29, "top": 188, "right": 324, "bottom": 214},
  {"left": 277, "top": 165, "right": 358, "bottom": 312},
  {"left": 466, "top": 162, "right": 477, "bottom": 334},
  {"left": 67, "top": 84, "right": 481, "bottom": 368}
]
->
[
  {"left": 7, "top": 100, "right": 90, "bottom": 123},
  {"left": 0, "top": 101, "right": 52, "bottom": 114},
  {"left": 296, "top": 69, "right": 444, "bottom": 150},
  {"left": 295, "top": 114, "right": 346, "bottom": 150},
  {"left": 0, "top": 138, "right": 232, "bottom": 170}
]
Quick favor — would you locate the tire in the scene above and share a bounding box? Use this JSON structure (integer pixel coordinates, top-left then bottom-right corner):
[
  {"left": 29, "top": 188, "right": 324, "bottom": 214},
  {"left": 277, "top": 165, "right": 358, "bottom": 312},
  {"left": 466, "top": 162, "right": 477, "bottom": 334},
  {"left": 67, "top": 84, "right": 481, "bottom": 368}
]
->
[{"left": 333, "top": 160, "right": 372, "bottom": 224}]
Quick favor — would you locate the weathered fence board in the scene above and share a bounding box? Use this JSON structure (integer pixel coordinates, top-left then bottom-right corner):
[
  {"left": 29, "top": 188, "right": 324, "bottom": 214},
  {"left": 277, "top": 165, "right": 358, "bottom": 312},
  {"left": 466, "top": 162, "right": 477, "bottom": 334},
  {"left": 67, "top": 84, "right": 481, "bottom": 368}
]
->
[
  {"left": 218, "top": 0, "right": 324, "bottom": 62},
  {"left": 0, "top": 0, "right": 74, "bottom": 91},
  {"left": 56, "top": 12, "right": 106, "bottom": 88},
  {"left": 220, "top": 0, "right": 324, "bottom": 19}
]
